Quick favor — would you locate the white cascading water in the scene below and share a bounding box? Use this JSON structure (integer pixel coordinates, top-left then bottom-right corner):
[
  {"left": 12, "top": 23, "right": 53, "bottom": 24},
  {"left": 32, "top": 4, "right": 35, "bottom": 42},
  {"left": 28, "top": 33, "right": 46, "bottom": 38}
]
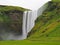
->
[{"left": 26, "top": 10, "right": 37, "bottom": 33}]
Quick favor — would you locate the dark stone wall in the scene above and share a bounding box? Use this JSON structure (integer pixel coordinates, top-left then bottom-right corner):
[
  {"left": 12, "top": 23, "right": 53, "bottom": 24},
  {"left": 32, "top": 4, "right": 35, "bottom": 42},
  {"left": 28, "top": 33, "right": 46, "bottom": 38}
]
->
[{"left": 0, "top": 8, "right": 23, "bottom": 40}]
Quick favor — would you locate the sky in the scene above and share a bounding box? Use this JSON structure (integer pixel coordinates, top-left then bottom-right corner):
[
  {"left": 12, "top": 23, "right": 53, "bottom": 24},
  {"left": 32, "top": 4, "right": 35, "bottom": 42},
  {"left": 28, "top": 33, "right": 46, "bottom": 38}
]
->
[{"left": 0, "top": 0, "right": 51, "bottom": 10}]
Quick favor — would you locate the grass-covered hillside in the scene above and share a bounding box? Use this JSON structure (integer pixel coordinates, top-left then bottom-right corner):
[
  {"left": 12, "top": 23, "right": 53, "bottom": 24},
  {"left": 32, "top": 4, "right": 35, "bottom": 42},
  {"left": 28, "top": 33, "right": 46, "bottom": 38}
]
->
[{"left": 28, "top": 2, "right": 60, "bottom": 40}]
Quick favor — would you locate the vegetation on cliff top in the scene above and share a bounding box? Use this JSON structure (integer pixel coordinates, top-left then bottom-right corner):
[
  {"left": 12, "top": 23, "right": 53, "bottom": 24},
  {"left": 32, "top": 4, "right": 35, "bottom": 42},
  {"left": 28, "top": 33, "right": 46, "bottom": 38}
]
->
[{"left": 0, "top": 5, "right": 29, "bottom": 12}]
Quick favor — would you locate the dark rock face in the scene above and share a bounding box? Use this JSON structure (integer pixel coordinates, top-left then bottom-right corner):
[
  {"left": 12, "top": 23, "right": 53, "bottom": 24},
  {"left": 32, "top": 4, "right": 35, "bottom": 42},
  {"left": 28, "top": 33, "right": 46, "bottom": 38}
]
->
[
  {"left": 7, "top": 10, "right": 23, "bottom": 34},
  {"left": 0, "top": 9, "right": 23, "bottom": 39}
]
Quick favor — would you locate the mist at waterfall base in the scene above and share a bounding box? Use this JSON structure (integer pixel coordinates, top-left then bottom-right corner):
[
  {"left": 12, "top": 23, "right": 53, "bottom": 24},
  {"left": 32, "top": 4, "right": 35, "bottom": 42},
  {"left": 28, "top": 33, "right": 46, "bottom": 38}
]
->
[
  {"left": 0, "top": 27, "right": 23, "bottom": 40},
  {"left": 0, "top": 29, "right": 22, "bottom": 40}
]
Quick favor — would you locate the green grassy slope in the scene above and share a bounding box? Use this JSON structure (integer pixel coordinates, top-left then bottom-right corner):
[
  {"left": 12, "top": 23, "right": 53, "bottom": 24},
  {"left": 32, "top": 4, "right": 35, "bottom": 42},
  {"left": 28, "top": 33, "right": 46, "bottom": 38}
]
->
[{"left": 28, "top": 2, "right": 60, "bottom": 40}]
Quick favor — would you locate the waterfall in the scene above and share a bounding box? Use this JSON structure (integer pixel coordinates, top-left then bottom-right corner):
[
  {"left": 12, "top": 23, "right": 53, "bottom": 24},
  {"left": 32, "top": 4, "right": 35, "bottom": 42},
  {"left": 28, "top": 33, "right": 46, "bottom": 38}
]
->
[
  {"left": 26, "top": 10, "right": 37, "bottom": 33},
  {"left": 26, "top": 3, "right": 48, "bottom": 34}
]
